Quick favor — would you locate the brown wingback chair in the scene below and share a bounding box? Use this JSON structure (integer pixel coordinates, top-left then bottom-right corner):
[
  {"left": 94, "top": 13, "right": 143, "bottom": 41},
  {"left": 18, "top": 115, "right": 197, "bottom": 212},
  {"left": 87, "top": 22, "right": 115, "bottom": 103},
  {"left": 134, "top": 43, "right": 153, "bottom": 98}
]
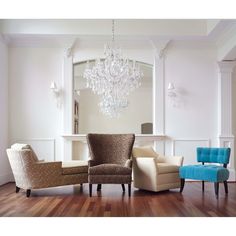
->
[{"left": 87, "top": 133, "right": 135, "bottom": 197}]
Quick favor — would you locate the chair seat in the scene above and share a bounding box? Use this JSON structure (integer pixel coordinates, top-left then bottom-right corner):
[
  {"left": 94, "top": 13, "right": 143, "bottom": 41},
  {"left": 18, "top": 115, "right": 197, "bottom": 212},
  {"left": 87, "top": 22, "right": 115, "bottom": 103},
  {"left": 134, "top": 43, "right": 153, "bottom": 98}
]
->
[
  {"left": 62, "top": 161, "right": 88, "bottom": 175},
  {"left": 89, "top": 164, "right": 132, "bottom": 175},
  {"left": 157, "top": 163, "right": 179, "bottom": 174},
  {"left": 180, "top": 164, "right": 229, "bottom": 182}
]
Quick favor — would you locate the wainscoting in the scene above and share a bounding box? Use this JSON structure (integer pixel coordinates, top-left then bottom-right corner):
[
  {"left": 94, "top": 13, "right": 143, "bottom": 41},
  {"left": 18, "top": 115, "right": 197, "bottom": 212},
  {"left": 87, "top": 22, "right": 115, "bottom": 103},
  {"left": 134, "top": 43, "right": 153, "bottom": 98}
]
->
[
  {"left": 16, "top": 139, "right": 56, "bottom": 162},
  {"left": 171, "top": 139, "right": 210, "bottom": 165}
]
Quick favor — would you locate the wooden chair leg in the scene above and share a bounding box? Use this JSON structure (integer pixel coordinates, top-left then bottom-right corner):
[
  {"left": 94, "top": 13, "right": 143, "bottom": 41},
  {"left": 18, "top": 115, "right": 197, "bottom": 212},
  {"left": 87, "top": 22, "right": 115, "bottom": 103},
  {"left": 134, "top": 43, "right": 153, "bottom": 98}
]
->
[
  {"left": 128, "top": 184, "right": 131, "bottom": 197},
  {"left": 121, "top": 184, "right": 125, "bottom": 192},
  {"left": 214, "top": 182, "right": 219, "bottom": 199},
  {"left": 202, "top": 181, "right": 205, "bottom": 192},
  {"left": 16, "top": 186, "right": 20, "bottom": 193},
  {"left": 89, "top": 184, "right": 92, "bottom": 197},
  {"left": 180, "top": 179, "right": 185, "bottom": 193},
  {"left": 97, "top": 184, "right": 101, "bottom": 191},
  {"left": 224, "top": 181, "right": 228, "bottom": 194},
  {"left": 26, "top": 189, "right": 31, "bottom": 198}
]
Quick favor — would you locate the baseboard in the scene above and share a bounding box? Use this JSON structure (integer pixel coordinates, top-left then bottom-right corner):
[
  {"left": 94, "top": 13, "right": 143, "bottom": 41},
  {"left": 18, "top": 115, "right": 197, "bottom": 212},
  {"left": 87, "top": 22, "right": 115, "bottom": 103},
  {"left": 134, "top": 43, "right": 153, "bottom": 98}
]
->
[
  {"left": 0, "top": 173, "right": 14, "bottom": 186},
  {"left": 229, "top": 168, "right": 236, "bottom": 181}
]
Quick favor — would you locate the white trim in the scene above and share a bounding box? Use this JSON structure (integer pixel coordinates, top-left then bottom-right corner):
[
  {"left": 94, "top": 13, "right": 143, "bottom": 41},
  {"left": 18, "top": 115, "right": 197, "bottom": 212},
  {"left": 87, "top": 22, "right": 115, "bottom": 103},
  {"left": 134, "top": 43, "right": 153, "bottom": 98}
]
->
[
  {"left": 171, "top": 139, "right": 211, "bottom": 156},
  {"left": 15, "top": 138, "right": 56, "bottom": 161}
]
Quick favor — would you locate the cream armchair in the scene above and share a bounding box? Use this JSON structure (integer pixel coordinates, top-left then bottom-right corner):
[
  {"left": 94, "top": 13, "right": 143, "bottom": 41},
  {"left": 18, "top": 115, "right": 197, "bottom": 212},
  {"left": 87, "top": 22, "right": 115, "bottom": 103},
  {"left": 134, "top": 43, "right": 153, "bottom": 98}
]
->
[
  {"left": 7, "top": 143, "right": 88, "bottom": 197},
  {"left": 132, "top": 146, "right": 184, "bottom": 192}
]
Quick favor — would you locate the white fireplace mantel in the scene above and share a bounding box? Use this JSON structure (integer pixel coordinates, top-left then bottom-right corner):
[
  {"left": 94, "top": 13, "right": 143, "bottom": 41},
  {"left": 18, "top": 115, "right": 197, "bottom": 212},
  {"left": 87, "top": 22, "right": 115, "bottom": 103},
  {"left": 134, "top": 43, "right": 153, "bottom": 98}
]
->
[{"left": 62, "top": 134, "right": 166, "bottom": 142}]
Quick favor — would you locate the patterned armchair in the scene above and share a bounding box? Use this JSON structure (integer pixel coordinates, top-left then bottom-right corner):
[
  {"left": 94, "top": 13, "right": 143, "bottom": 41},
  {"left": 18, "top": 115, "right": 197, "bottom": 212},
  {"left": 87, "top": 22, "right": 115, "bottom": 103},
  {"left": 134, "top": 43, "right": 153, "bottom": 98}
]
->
[
  {"left": 7, "top": 143, "right": 88, "bottom": 197},
  {"left": 87, "top": 134, "right": 135, "bottom": 197}
]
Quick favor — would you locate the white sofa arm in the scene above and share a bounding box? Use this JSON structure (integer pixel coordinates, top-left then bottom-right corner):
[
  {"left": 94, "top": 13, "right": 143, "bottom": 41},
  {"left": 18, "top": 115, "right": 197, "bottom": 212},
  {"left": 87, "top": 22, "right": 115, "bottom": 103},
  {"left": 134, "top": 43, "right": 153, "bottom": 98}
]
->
[
  {"left": 164, "top": 156, "right": 184, "bottom": 166},
  {"left": 133, "top": 157, "right": 158, "bottom": 191}
]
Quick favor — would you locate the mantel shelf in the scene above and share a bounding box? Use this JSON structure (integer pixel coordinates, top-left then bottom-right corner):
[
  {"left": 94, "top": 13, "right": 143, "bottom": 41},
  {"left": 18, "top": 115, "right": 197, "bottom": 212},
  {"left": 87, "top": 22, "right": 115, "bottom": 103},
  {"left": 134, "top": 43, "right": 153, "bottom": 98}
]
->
[{"left": 62, "top": 134, "right": 166, "bottom": 142}]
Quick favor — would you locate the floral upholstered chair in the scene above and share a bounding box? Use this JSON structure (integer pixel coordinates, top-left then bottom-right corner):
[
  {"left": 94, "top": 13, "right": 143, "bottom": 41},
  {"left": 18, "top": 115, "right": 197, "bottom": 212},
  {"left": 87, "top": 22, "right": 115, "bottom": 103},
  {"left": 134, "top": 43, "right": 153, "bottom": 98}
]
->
[
  {"left": 87, "top": 134, "right": 135, "bottom": 197},
  {"left": 7, "top": 143, "right": 88, "bottom": 197}
]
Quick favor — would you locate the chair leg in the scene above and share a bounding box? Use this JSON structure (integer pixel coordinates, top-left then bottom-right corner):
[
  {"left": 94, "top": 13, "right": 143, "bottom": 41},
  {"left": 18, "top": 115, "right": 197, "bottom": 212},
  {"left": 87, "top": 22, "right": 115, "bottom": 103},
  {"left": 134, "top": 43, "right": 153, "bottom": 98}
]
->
[
  {"left": 121, "top": 184, "right": 125, "bottom": 192},
  {"left": 180, "top": 178, "right": 185, "bottom": 193},
  {"left": 224, "top": 181, "right": 228, "bottom": 194},
  {"left": 26, "top": 189, "right": 31, "bottom": 198},
  {"left": 89, "top": 184, "right": 92, "bottom": 197},
  {"left": 16, "top": 186, "right": 20, "bottom": 193},
  {"left": 97, "top": 184, "right": 101, "bottom": 191},
  {"left": 128, "top": 184, "right": 131, "bottom": 197},
  {"left": 214, "top": 182, "right": 219, "bottom": 199},
  {"left": 202, "top": 181, "right": 205, "bottom": 192}
]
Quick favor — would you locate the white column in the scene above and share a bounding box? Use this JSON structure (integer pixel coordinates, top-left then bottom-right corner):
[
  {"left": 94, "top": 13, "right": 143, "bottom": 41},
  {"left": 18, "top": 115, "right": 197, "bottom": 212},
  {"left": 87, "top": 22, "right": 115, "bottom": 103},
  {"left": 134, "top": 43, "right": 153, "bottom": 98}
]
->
[
  {"left": 62, "top": 50, "right": 73, "bottom": 161},
  {"left": 218, "top": 61, "right": 236, "bottom": 180},
  {"left": 151, "top": 40, "right": 170, "bottom": 154}
]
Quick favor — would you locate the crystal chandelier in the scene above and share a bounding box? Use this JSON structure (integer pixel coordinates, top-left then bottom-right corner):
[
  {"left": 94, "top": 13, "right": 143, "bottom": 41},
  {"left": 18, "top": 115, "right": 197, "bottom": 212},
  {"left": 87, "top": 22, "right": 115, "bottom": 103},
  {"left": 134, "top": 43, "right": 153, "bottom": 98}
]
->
[{"left": 83, "top": 20, "right": 143, "bottom": 118}]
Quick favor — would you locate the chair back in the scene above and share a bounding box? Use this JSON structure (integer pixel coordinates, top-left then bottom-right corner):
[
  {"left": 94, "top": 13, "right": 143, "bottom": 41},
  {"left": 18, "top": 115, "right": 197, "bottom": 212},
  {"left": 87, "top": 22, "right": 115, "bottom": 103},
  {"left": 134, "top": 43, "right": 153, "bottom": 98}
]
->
[
  {"left": 6, "top": 144, "right": 38, "bottom": 188},
  {"left": 197, "top": 147, "right": 230, "bottom": 165},
  {"left": 87, "top": 134, "right": 135, "bottom": 165}
]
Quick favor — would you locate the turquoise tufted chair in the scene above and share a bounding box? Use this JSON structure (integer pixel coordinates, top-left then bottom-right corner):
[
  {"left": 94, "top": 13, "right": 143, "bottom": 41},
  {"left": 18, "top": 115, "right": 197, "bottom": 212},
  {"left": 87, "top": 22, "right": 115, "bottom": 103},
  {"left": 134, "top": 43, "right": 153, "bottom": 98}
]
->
[{"left": 179, "top": 147, "right": 230, "bottom": 199}]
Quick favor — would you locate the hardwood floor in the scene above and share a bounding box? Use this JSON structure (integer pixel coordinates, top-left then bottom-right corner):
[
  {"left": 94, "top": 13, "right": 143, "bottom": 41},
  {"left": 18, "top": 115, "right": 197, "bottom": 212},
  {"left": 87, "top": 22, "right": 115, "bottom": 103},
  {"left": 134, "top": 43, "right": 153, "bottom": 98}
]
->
[{"left": 0, "top": 182, "right": 236, "bottom": 217}]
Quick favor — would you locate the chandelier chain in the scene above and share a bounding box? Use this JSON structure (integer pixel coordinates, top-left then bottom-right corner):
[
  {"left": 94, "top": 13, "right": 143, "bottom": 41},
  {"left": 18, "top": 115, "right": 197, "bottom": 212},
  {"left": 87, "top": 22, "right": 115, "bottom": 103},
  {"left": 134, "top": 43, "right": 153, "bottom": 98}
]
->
[{"left": 112, "top": 19, "right": 115, "bottom": 42}]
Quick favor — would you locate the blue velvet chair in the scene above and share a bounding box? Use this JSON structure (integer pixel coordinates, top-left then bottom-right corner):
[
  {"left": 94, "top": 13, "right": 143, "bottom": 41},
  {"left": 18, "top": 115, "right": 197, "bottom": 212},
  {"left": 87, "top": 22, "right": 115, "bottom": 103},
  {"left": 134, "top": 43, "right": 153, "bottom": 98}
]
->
[{"left": 179, "top": 147, "right": 230, "bottom": 198}]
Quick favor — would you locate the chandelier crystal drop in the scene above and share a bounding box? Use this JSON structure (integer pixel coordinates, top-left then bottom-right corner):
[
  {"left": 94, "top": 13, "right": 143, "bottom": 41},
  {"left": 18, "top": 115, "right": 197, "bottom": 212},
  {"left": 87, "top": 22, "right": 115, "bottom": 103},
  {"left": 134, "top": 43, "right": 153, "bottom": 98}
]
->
[{"left": 83, "top": 20, "right": 143, "bottom": 118}]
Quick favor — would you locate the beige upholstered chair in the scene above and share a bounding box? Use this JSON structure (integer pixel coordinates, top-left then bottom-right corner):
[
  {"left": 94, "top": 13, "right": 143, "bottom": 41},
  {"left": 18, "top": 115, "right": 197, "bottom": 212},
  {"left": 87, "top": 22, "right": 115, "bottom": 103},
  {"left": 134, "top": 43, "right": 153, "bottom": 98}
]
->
[
  {"left": 132, "top": 146, "right": 184, "bottom": 192},
  {"left": 87, "top": 134, "right": 135, "bottom": 197},
  {"left": 7, "top": 143, "right": 88, "bottom": 197}
]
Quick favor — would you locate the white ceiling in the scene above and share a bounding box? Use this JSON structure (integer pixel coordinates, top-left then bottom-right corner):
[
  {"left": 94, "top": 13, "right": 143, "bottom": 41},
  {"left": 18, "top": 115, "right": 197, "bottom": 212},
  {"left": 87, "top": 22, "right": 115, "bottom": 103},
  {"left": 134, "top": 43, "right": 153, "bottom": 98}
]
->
[{"left": 1, "top": 19, "right": 236, "bottom": 60}]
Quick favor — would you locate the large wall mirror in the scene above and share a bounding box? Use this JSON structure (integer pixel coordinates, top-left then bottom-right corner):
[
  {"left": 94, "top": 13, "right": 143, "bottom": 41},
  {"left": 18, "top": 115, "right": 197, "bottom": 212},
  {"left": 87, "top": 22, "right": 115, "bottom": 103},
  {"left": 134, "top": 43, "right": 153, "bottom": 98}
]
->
[{"left": 73, "top": 60, "right": 153, "bottom": 134}]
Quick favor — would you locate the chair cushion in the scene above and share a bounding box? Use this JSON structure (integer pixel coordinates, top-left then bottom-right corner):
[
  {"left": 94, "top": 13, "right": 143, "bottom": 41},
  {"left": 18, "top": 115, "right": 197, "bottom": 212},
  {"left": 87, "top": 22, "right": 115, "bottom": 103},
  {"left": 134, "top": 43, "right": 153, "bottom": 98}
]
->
[
  {"left": 179, "top": 165, "right": 229, "bottom": 182},
  {"left": 157, "top": 163, "right": 179, "bottom": 174},
  {"left": 89, "top": 164, "right": 132, "bottom": 175},
  {"left": 62, "top": 161, "right": 88, "bottom": 175}
]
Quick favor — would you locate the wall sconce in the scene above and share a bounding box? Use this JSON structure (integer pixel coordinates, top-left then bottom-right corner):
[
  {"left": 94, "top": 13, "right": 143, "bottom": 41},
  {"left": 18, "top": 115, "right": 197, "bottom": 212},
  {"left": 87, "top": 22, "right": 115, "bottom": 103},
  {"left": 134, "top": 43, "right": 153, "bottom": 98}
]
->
[
  {"left": 74, "top": 89, "right": 80, "bottom": 96},
  {"left": 50, "top": 81, "right": 62, "bottom": 108},
  {"left": 167, "top": 82, "right": 177, "bottom": 97},
  {"left": 50, "top": 82, "right": 60, "bottom": 96}
]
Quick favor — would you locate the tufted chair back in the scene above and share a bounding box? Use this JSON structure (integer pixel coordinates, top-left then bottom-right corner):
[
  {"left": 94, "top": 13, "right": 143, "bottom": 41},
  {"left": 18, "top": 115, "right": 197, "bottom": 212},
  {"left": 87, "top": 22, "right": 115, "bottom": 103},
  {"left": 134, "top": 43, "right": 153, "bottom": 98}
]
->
[
  {"left": 87, "top": 134, "right": 135, "bottom": 166},
  {"left": 197, "top": 147, "right": 230, "bottom": 165}
]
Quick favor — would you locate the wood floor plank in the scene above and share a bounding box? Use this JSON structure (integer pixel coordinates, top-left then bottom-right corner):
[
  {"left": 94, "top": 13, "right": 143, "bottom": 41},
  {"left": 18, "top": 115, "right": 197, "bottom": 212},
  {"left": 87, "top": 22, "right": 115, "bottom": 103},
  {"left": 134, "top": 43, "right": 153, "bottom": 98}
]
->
[{"left": 0, "top": 182, "right": 235, "bottom": 217}]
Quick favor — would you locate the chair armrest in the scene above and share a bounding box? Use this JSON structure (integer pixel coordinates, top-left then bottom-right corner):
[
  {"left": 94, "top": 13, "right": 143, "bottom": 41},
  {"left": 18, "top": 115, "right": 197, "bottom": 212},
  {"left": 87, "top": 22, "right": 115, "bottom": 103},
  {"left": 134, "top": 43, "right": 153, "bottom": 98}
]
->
[
  {"left": 125, "top": 159, "right": 132, "bottom": 168},
  {"left": 134, "top": 157, "right": 158, "bottom": 174},
  {"left": 88, "top": 159, "right": 97, "bottom": 167},
  {"left": 133, "top": 157, "right": 158, "bottom": 190},
  {"left": 33, "top": 161, "right": 62, "bottom": 175},
  {"left": 164, "top": 156, "right": 184, "bottom": 166}
]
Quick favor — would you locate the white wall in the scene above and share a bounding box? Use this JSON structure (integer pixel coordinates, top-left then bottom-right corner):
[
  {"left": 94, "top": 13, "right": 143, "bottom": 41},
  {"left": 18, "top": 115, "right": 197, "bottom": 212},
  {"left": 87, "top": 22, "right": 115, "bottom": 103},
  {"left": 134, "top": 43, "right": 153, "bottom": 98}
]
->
[
  {"left": 232, "top": 68, "right": 236, "bottom": 170},
  {"left": 165, "top": 42, "right": 218, "bottom": 164},
  {"left": 0, "top": 40, "right": 12, "bottom": 185},
  {"left": 6, "top": 41, "right": 227, "bottom": 177},
  {"left": 9, "top": 47, "right": 65, "bottom": 162}
]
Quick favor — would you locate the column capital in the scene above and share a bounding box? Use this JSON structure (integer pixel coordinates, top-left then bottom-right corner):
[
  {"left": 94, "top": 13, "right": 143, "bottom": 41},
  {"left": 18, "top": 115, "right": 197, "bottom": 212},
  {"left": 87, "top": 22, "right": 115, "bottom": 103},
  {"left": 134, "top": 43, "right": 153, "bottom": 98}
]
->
[
  {"left": 217, "top": 61, "right": 236, "bottom": 73},
  {"left": 150, "top": 39, "right": 171, "bottom": 59},
  {"left": 65, "top": 38, "right": 79, "bottom": 58}
]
